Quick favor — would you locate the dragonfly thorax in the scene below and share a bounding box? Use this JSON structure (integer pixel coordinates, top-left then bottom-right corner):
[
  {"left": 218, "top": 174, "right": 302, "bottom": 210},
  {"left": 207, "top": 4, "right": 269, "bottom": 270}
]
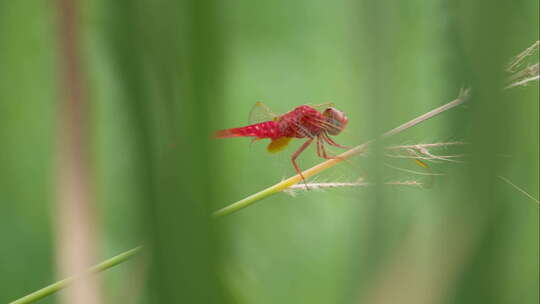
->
[{"left": 278, "top": 105, "right": 326, "bottom": 138}]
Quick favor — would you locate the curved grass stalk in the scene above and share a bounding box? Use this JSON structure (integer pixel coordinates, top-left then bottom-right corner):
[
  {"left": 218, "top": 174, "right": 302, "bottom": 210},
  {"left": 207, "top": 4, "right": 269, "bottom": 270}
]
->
[{"left": 9, "top": 247, "right": 142, "bottom": 304}]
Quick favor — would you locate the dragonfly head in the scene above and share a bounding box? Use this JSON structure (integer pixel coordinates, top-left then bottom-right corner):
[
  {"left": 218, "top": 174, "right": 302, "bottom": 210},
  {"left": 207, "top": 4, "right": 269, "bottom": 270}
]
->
[{"left": 322, "top": 107, "right": 348, "bottom": 135}]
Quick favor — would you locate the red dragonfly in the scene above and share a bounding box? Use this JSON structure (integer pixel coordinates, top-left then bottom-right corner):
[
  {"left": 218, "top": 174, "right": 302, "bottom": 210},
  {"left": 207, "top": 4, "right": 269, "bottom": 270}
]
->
[{"left": 215, "top": 102, "right": 349, "bottom": 182}]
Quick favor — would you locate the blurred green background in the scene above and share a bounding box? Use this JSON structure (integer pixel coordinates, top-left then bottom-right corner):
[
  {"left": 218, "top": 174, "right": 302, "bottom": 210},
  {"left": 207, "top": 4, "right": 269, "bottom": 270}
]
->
[{"left": 0, "top": 0, "right": 538, "bottom": 303}]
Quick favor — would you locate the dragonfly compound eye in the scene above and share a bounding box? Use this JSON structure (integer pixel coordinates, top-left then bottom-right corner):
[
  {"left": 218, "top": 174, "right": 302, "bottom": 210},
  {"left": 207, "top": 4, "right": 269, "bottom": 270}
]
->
[{"left": 323, "top": 107, "right": 348, "bottom": 135}]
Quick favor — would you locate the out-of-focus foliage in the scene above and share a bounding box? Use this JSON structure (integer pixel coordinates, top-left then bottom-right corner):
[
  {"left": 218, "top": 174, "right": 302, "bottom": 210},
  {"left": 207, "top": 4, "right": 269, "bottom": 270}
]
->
[
  {"left": 0, "top": 1, "right": 57, "bottom": 303},
  {"left": 0, "top": 0, "right": 538, "bottom": 303}
]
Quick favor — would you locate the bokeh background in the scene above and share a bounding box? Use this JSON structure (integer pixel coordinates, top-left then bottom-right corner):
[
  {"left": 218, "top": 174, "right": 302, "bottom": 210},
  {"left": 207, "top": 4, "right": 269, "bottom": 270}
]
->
[{"left": 0, "top": 0, "right": 538, "bottom": 303}]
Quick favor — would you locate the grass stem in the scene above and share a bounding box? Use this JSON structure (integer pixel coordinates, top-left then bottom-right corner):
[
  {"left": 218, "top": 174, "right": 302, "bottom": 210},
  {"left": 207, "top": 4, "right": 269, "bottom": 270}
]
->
[{"left": 9, "top": 247, "right": 142, "bottom": 304}]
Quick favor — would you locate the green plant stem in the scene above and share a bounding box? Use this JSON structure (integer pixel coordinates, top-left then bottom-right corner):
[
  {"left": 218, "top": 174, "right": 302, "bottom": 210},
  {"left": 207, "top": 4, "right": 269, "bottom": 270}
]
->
[{"left": 9, "top": 247, "right": 142, "bottom": 304}]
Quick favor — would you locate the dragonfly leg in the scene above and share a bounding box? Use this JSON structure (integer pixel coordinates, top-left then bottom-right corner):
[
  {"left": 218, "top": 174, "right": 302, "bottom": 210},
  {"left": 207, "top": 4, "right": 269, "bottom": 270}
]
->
[
  {"left": 318, "top": 135, "right": 361, "bottom": 171},
  {"left": 322, "top": 132, "right": 350, "bottom": 149},
  {"left": 316, "top": 137, "right": 323, "bottom": 158},
  {"left": 317, "top": 135, "right": 341, "bottom": 160},
  {"left": 291, "top": 137, "right": 314, "bottom": 188}
]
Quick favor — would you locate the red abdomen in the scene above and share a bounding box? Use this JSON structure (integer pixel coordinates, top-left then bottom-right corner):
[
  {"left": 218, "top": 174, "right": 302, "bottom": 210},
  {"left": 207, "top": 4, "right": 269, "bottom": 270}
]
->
[{"left": 215, "top": 121, "right": 282, "bottom": 139}]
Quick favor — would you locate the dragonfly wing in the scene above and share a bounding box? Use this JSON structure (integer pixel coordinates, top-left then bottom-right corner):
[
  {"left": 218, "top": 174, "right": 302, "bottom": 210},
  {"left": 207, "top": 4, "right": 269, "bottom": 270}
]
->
[
  {"left": 267, "top": 137, "right": 292, "bottom": 153},
  {"left": 308, "top": 102, "right": 336, "bottom": 112},
  {"left": 249, "top": 101, "right": 278, "bottom": 124}
]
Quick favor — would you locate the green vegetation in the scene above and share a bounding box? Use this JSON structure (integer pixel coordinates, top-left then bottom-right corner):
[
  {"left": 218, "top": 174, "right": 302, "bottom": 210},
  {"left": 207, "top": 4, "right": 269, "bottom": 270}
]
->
[{"left": 1, "top": 0, "right": 538, "bottom": 303}]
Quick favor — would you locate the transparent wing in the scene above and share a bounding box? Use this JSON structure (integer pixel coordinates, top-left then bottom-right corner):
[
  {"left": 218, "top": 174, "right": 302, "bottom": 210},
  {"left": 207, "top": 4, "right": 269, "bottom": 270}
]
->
[
  {"left": 249, "top": 101, "right": 279, "bottom": 124},
  {"left": 307, "top": 102, "right": 335, "bottom": 112}
]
